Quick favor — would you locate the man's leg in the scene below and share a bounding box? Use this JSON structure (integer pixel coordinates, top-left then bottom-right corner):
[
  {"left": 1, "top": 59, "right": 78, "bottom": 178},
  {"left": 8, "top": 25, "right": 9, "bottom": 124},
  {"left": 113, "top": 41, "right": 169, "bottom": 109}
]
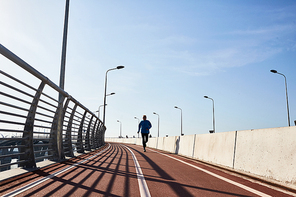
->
[
  {"left": 141, "top": 133, "right": 146, "bottom": 149},
  {"left": 142, "top": 133, "right": 148, "bottom": 151}
]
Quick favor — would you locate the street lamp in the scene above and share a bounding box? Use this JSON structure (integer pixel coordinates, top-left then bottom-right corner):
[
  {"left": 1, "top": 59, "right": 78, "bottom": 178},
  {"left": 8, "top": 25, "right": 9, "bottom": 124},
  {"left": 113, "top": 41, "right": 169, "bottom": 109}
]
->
[
  {"left": 117, "top": 120, "right": 122, "bottom": 138},
  {"left": 106, "top": 92, "right": 115, "bottom": 96},
  {"left": 97, "top": 93, "right": 115, "bottom": 119},
  {"left": 153, "top": 112, "right": 160, "bottom": 137},
  {"left": 270, "top": 69, "right": 290, "bottom": 126},
  {"left": 134, "top": 117, "right": 140, "bottom": 123},
  {"left": 96, "top": 104, "right": 106, "bottom": 119},
  {"left": 174, "top": 106, "right": 184, "bottom": 136},
  {"left": 103, "top": 66, "right": 124, "bottom": 125},
  {"left": 204, "top": 96, "right": 215, "bottom": 133},
  {"left": 59, "top": 0, "right": 70, "bottom": 100}
]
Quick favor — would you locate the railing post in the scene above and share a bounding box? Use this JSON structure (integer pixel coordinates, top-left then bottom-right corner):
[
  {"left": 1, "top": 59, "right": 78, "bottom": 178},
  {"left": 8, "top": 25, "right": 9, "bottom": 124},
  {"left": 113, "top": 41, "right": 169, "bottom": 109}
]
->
[
  {"left": 20, "top": 81, "right": 45, "bottom": 168},
  {"left": 65, "top": 102, "right": 77, "bottom": 157},
  {"left": 91, "top": 119, "right": 98, "bottom": 149},
  {"left": 85, "top": 115, "right": 94, "bottom": 151},
  {"left": 95, "top": 124, "right": 101, "bottom": 148},
  {"left": 97, "top": 123, "right": 105, "bottom": 147},
  {"left": 50, "top": 96, "right": 66, "bottom": 161},
  {"left": 77, "top": 111, "right": 87, "bottom": 153}
]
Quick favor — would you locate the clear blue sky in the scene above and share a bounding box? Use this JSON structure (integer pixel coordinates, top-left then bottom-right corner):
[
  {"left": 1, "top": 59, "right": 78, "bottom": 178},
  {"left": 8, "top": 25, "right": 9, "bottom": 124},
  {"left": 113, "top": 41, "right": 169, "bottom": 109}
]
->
[{"left": 1, "top": 0, "right": 295, "bottom": 137}]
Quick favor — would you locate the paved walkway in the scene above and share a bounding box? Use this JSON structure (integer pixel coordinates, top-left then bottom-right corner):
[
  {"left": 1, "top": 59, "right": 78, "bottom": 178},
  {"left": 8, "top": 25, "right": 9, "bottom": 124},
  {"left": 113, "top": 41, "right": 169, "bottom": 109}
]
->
[{"left": 0, "top": 142, "right": 295, "bottom": 197}]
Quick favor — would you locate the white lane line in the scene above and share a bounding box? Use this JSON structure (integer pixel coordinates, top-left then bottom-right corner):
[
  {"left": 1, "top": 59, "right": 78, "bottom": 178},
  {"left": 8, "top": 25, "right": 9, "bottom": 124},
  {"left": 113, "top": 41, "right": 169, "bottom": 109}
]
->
[
  {"left": 121, "top": 144, "right": 151, "bottom": 197},
  {"left": 149, "top": 149, "right": 272, "bottom": 197},
  {"left": 2, "top": 144, "right": 111, "bottom": 197}
]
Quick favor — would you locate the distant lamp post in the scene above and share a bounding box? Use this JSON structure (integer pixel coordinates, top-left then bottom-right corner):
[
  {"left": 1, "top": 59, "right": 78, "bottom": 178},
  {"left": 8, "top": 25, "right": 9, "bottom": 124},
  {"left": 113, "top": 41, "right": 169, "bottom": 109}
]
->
[
  {"left": 106, "top": 92, "right": 115, "bottom": 96},
  {"left": 96, "top": 104, "right": 105, "bottom": 119},
  {"left": 134, "top": 117, "right": 140, "bottom": 123},
  {"left": 270, "top": 69, "right": 290, "bottom": 126},
  {"left": 103, "top": 66, "right": 124, "bottom": 125},
  {"left": 153, "top": 112, "right": 160, "bottom": 137},
  {"left": 134, "top": 117, "right": 140, "bottom": 138},
  {"left": 204, "top": 96, "right": 215, "bottom": 133},
  {"left": 117, "top": 120, "right": 122, "bottom": 138},
  {"left": 97, "top": 93, "right": 115, "bottom": 118},
  {"left": 174, "top": 106, "right": 184, "bottom": 136}
]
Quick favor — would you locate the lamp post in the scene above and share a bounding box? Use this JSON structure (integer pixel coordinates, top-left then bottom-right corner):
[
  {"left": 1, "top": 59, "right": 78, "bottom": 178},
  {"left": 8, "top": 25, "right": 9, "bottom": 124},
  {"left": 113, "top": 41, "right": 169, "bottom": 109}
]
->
[
  {"left": 204, "top": 96, "right": 215, "bottom": 133},
  {"left": 270, "top": 69, "right": 290, "bottom": 126},
  {"left": 59, "top": 0, "right": 70, "bottom": 98},
  {"left": 106, "top": 92, "right": 115, "bottom": 96},
  {"left": 96, "top": 104, "right": 106, "bottom": 119},
  {"left": 134, "top": 117, "right": 140, "bottom": 138},
  {"left": 117, "top": 120, "right": 122, "bottom": 138},
  {"left": 103, "top": 66, "right": 124, "bottom": 125},
  {"left": 153, "top": 112, "right": 160, "bottom": 137},
  {"left": 174, "top": 106, "right": 183, "bottom": 136},
  {"left": 97, "top": 93, "right": 115, "bottom": 119}
]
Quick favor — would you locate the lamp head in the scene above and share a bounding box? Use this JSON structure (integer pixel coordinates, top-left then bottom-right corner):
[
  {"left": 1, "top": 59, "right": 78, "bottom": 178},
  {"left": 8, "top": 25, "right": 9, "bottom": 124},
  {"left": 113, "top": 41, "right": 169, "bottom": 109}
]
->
[
  {"left": 174, "top": 106, "right": 178, "bottom": 109},
  {"left": 270, "top": 70, "right": 277, "bottom": 73},
  {"left": 117, "top": 65, "right": 124, "bottom": 69},
  {"left": 204, "top": 96, "right": 208, "bottom": 98}
]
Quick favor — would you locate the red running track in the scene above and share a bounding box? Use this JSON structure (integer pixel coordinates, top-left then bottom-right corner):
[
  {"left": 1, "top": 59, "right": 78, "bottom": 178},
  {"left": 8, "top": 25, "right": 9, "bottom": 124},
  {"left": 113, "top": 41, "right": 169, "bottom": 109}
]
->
[{"left": 0, "top": 142, "right": 295, "bottom": 197}]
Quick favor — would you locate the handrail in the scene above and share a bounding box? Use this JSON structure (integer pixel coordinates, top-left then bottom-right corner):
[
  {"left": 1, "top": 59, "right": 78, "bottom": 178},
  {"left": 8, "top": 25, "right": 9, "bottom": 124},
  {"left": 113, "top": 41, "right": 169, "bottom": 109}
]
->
[{"left": 0, "top": 43, "right": 106, "bottom": 172}]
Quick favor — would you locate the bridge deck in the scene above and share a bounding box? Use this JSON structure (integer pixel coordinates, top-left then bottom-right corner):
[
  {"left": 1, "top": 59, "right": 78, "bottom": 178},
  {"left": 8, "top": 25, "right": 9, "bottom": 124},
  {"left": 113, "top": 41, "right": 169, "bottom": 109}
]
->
[{"left": 0, "top": 142, "right": 294, "bottom": 197}]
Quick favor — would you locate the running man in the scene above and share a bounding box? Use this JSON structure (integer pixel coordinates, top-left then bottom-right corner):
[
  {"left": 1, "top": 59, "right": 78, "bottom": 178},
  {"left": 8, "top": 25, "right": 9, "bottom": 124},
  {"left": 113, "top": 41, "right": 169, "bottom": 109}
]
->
[{"left": 137, "top": 115, "right": 152, "bottom": 152}]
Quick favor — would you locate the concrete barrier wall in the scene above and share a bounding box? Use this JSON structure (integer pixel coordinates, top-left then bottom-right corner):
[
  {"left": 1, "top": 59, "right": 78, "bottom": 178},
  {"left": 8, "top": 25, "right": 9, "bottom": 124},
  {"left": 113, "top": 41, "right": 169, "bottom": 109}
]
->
[
  {"left": 162, "top": 136, "right": 178, "bottom": 153},
  {"left": 147, "top": 137, "right": 157, "bottom": 149},
  {"left": 105, "top": 126, "right": 296, "bottom": 189},
  {"left": 193, "top": 131, "right": 236, "bottom": 168},
  {"left": 178, "top": 135, "right": 196, "bottom": 158},
  {"left": 234, "top": 127, "right": 296, "bottom": 185}
]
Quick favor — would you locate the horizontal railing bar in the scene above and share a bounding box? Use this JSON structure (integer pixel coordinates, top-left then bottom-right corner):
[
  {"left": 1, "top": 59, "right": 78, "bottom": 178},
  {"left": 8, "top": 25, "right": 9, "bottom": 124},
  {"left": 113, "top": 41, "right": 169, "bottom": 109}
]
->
[
  {"left": 0, "top": 137, "right": 27, "bottom": 141},
  {"left": 0, "top": 152, "right": 25, "bottom": 159},
  {"left": 35, "top": 111, "right": 54, "bottom": 119},
  {"left": 37, "top": 104, "right": 56, "bottom": 114},
  {"left": 0, "top": 110, "right": 27, "bottom": 119},
  {"left": 35, "top": 155, "right": 52, "bottom": 160},
  {"left": 33, "top": 131, "right": 50, "bottom": 135},
  {"left": 0, "top": 92, "right": 31, "bottom": 106},
  {"left": 34, "top": 149, "right": 52, "bottom": 154},
  {"left": 41, "top": 91, "right": 58, "bottom": 103},
  {"left": 0, "top": 70, "right": 37, "bottom": 92},
  {"left": 33, "top": 143, "right": 51, "bottom": 147},
  {"left": 33, "top": 122, "right": 52, "bottom": 128},
  {"left": 0, "top": 120, "right": 26, "bottom": 126},
  {"left": 0, "top": 160, "right": 26, "bottom": 168},
  {"left": 38, "top": 98, "right": 58, "bottom": 109},
  {"left": 0, "top": 145, "right": 27, "bottom": 149},
  {"left": 1, "top": 81, "right": 34, "bottom": 99},
  {"left": 0, "top": 129, "right": 26, "bottom": 133},
  {"left": 0, "top": 101, "right": 29, "bottom": 113},
  {"left": 33, "top": 124, "right": 52, "bottom": 129}
]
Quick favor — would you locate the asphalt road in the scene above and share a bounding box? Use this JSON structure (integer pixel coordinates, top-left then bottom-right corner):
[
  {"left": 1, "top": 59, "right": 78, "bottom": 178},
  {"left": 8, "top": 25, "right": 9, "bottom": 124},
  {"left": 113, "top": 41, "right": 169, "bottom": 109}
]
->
[{"left": 0, "top": 142, "right": 295, "bottom": 197}]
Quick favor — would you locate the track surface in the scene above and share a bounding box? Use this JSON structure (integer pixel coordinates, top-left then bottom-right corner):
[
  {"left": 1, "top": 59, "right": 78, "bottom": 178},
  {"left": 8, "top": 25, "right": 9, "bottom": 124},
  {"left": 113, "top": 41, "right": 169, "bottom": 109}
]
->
[{"left": 0, "top": 142, "right": 295, "bottom": 197}]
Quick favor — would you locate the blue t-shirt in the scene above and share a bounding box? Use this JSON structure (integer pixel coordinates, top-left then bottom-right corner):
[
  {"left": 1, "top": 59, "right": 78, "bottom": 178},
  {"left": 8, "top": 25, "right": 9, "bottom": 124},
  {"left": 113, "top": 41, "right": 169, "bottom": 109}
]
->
[{"left": 138, "top": 120, "right": 152, "bottom": 134}]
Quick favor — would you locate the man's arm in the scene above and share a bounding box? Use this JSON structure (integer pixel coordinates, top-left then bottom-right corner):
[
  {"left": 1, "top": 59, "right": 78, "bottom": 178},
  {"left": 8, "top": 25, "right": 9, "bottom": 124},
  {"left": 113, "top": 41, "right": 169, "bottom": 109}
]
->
[{"left": 138, "top": 122, "right": 141, "bottom": 133}]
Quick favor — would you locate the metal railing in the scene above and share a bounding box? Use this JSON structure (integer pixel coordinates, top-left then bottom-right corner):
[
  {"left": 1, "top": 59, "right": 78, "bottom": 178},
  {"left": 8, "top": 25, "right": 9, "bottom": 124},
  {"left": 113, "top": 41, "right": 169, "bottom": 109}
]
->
[{"left": 0, "top": 44, "right": 106, "bottom": 171}]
